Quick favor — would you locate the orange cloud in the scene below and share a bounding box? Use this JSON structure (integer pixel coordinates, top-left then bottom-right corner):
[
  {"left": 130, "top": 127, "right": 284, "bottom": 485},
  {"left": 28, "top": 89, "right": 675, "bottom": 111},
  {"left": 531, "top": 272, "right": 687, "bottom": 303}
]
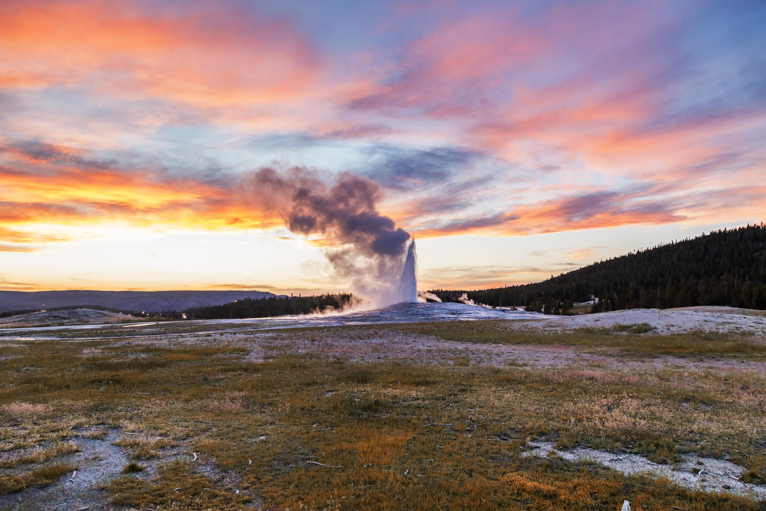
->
[
  {"left": 0, "top": 244, "right": 38, "bottom": 253},
  {"left": 564, "top": 248, "right": 599, "bottom": 262},
  {"left": 406, "top": 188, "right": 686, "bottom": 239},
  {"left": 1, "top": 135, "right": 762, "bottom": 257},
  {"left": 347, "top": 12, "right": 550, "bottom": 116},
  {"left": 0, "top": 142, "right": 288, "bottom": 233},
  {"left": 0, "top": 226, "right": 70, "bottom": 244},
  {"left": 0, "top": 0, "right": 320, "bottom": 109},
  {"left": 6, "top": 133, "right": 760, "bottom": 251}
]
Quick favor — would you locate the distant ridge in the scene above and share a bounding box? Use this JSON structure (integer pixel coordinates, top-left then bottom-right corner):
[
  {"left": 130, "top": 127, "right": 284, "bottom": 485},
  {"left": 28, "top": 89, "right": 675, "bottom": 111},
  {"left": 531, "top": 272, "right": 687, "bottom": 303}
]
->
[
  {"left": 432, "top": 223, "right": 766, "bottom": 312},
  {"left": 0, "top": 290, "right": 278, "bottom": 314}
]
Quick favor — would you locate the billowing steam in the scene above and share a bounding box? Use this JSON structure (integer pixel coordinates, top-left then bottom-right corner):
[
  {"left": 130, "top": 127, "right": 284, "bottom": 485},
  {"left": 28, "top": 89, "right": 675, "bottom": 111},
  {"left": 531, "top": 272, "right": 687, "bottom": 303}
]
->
[
  {"left": 419, "top": 291, "right": 442, "bottom": 302},
  {"left": 238, "top": 166, "right": 416, "bottom": 306}
]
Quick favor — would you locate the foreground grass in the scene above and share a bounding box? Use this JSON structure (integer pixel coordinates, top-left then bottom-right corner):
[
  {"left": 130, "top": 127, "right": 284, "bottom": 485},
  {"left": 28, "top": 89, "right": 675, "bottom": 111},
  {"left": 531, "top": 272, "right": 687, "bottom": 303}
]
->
[{"left": 0, "top": 328, "right": 764, "bottom": 510}]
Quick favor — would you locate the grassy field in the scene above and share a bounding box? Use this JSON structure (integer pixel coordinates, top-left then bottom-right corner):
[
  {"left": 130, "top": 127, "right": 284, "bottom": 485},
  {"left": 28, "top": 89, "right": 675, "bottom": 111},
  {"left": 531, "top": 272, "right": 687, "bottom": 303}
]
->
[{"left": 1, "top": 322, "right": 765, "bottom": 510}]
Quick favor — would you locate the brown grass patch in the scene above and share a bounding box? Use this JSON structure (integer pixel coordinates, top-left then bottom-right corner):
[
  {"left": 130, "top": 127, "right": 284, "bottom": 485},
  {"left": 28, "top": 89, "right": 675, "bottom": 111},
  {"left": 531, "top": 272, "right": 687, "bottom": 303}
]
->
[
  {"left": 396, "top": 320, "right": 766, "bottom": 357},
  {"left": 0, "top": 462, "right": 75, "bottom": 495},
  {"left": 1, "top": 402, "right": 51, "bottom": 416},
  {"left": 0, "top": 329, "right": 763, "bottom": 509}
]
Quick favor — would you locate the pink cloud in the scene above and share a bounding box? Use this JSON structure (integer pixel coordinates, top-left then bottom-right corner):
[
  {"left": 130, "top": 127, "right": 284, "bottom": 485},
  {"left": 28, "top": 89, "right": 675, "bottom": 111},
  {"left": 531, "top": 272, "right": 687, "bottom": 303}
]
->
[{"left": 0, "top": 0, "right": 321, "bottom": 108}]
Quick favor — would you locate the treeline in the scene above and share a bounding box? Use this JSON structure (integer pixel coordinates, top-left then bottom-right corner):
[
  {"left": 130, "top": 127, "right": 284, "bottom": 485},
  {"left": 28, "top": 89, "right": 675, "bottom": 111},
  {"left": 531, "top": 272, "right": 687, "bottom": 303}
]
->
[
  {"left": 0, "top": 294, "right": 356, "bottom": 321},
  {"left": 432, "top": 223, "right": 766, "bottom": 313},
  {"left": 184, "top": 293, "right": 355, "bottom": 319}
]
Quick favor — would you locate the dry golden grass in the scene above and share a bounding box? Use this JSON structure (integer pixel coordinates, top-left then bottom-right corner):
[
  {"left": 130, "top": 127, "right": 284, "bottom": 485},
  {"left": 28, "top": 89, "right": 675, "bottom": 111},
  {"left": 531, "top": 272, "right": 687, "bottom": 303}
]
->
[
  {"left": 0, "top": 441, "right": 79, "bottom": 468},
  {"left": 0, "top": 462, "right": 75, "bottom": 495},
  {"left": 0, "top": 327, "right": 764, "bottom": 509},
  {"left": 1, "top": 402, "right": 51, "bottom": 416}
]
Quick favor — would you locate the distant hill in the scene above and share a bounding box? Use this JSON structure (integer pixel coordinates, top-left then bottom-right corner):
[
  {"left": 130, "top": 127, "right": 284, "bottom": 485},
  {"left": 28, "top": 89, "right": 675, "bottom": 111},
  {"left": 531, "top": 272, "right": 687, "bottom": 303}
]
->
[
  {"left": 0, "top": 290, "right": 278, "bottom": 314},
  {"left": 0, "top": 308, "right": 138, "bottom": 328},
  {"left": 432, "top": 223, "right": 766, "bottom": 313}
]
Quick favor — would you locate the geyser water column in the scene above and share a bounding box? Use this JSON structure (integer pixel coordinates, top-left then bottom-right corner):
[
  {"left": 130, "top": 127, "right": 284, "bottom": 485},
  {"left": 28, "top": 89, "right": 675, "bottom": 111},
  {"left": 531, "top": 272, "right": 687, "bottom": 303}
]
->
[
  {"left": 239, "top": 167, "right": 415, "bottom": 306},
  {"left": 396, "top": 239, "right": 418, "bottom": 303}
]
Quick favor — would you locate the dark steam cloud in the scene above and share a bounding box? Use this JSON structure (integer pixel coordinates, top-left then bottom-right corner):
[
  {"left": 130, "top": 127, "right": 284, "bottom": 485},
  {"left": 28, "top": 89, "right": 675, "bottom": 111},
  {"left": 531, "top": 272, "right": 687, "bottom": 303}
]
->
[{"left": 238, "top": 166, "right": 412, "bottom": 305}]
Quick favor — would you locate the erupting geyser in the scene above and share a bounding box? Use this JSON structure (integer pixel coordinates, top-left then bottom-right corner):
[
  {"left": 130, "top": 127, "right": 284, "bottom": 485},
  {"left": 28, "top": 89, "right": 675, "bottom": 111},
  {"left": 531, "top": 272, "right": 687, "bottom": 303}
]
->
[
  {"left": 397, "top": 239, "right": 418, "bottom": 303},
  {"left": 239, "top": 165, "right": 416, "bottom": 307}
]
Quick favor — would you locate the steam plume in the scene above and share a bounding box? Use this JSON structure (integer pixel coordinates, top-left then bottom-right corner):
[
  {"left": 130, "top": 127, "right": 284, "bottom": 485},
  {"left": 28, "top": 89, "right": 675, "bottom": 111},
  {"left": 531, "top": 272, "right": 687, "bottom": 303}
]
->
[{"left": 238, "top": 166, "right": 414, "bottom": 306}]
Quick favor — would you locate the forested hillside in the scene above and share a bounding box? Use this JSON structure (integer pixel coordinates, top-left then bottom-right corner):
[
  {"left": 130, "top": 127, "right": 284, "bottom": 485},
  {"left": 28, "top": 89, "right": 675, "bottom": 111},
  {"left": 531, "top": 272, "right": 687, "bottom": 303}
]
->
[
  {"left": 432, "top": 224, "right": 766, "bottom": 313},
  {"left": 185, "top": 293, "right": 355, "bottom": 319}
]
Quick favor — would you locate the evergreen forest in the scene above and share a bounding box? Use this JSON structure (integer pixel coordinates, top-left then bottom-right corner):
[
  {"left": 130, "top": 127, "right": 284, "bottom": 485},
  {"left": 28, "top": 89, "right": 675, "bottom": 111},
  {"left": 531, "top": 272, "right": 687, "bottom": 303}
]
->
[
  {"left": 184, "top": 293, "right": 355, "bottom": 319},
  {"left": 431, "top": 224, "right": 766, "bottom": 313}
]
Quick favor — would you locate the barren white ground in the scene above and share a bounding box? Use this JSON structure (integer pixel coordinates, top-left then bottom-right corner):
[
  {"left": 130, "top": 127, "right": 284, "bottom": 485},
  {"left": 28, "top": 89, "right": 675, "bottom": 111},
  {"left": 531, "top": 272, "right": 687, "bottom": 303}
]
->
[
  {"left": 524, "top": 306, "right": 766, "bottom": 335},
  {"left": 523, "top": 442, "right": 766, "bottom": 501}
]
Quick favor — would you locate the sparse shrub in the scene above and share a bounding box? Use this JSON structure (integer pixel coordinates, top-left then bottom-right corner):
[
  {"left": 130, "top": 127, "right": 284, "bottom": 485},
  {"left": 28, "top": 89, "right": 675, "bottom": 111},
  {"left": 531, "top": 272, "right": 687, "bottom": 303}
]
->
[
  {"left": 742, "top": 469, "right": 765, "bottom": 484},
  {"left": 382, "top": 364, "right": 438, "bottom": 386},
  {"left": 339, "top": 368, "right": 374, "bottom": 384},
  {"left": 29, "top": 462, "right": 75, "bottom": 485},
  {"left": 110, "top": 459, "right": 251, "bottom": 508},
  {"left": 122, "top": 462, "right": 145, "bottom": 474},
  {"left": 741, "top": 455, "right": 766, "bottom": 484},
  {"left": 329, "top": 393, "right": 391, "bottom": 419},
  {"left": 612, "top": 323, "right": 655, "bottom": 334},
  {"left": 628, "top": 323, "right": 655, "bottom": 334},
  {"left": 132, "top": 444, "right": 159, "bottom": 460},
  {"left": 207, "top": 391, "right": 251, "bottom": 412},
  {"left": 1, "top": 402, "right": 51, "bottom": 416},
  {"left": 0, "top": 475, "right": 26, "bottom": 495},
  {"left": 556, "top": 433, "right": 579, "bottom": 450},
  {"left": 0, "top": 441, "right": 80, "bottom": 469},
  {"left": 85, "top": 429, "right": 108, "bottom": 440},
  {"left": 451, "top": 356, "right": 471, "bottom": 366}
]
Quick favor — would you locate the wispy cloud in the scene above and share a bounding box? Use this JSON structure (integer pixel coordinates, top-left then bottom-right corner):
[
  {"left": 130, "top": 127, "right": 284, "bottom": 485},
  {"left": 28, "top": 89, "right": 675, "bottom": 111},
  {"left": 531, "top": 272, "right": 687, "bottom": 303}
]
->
[
  {"left": 0, "top": 243, "right": 38, "bottom": 253},
  {"left": 420, "top": 262, "right": 581, "bottom": 289},
  {"left": 1, "top": 0, "right": 764, "bottom": 290},
  {"left": 205, "top": 284, "right": 280, "bottom": 291},
  {"left": 0, "top": 0, "right": 320, "bottom": 110}
]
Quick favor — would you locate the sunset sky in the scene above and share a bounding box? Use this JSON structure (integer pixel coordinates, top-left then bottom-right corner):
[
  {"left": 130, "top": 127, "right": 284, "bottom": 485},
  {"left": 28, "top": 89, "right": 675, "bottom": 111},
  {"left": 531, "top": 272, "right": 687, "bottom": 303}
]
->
[{"left": 1, "top": 0, "right": 765, "bottom": 295}]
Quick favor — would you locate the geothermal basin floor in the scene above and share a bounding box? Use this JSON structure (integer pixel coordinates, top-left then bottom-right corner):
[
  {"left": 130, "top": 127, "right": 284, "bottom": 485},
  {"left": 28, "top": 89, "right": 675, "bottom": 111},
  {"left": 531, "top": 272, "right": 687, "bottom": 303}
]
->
[{"left": 1, "top": 304, "right": 765, "bottom": 510}]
